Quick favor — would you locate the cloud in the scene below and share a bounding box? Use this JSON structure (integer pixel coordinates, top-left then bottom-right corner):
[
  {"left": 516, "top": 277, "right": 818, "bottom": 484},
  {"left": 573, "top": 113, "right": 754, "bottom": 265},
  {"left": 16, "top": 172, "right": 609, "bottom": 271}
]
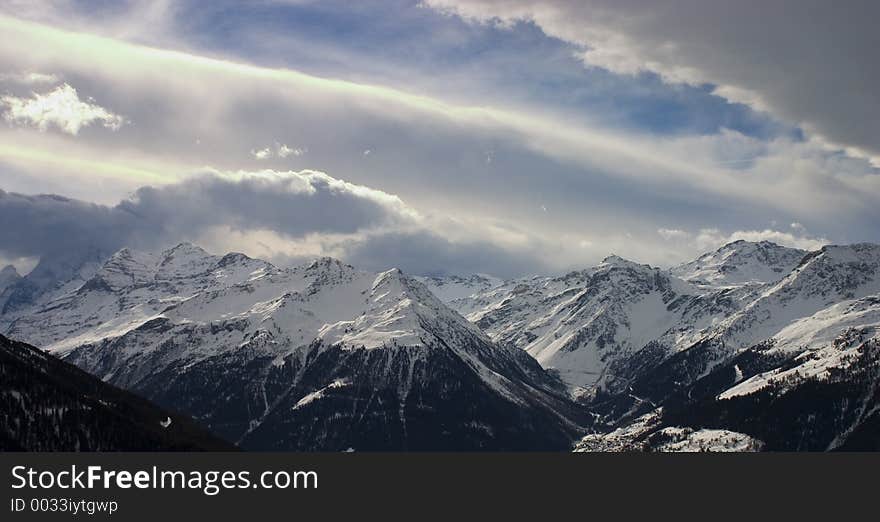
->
[
  {"left": 250, "top": 147, "right": 272, "bottom": 160},
  {"left": 1, "top": 14, "right": 876, "bottom": 224},
  {"left": 0, "top": 0, "right": 183, "bottom": 46},
  {"left": 0, "top": 189, "right": 136, "bottom": 259},
  {"left": 1, "top": 83, "right": 125, "bottom": 135},
  {"left": 657, "top": 228, "right": 690, "bottom": 241},
  {"left": 251, "top": 143, "right": 306, "bottom": 160},
  {"left": 120, "top": 169, "right": 421, "bottom": 241},
  {"left": 0, "top": 169, "right": 549, "bottom": 277},
  {"left": 341, "top": 229, "right": 547, "bottom": 277},
  {"left": 0, "top": 12, "right": 877, "bottom": 274},
  {"left": 425, "top": 0, "right": 880, "bottom": 164},
  {"left": 0, "top": 169, "right": 417, "bottom": 259},
  {"left": 0, "top": 71, "right": 60, "bottom": 85},
  {"left": 656, "top": 225, "right": 829, "bottom": 256},
  {"left": 277, "top": 144, "right": 305, "bottom": 158}
]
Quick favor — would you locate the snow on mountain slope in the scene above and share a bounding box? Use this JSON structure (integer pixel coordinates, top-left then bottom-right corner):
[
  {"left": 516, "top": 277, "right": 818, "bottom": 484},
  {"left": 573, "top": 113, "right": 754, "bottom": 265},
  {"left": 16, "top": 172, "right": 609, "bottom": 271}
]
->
[
  {"left": 5, "top": 244, "right": 586, "bottom": 450},
  {"left": 415, "top": 274, "right": 502, "bottom": 304},
  {"left": 4, "top": 243, "right": 274, "bottom": 354},
  {"left": 670, "top": 240, "right": 807, "bottom": 287},
  {"left": 520, "top": 257, "right": 698, "bottom": 390},
  {"left": 574, "top": 408, "right": 763, "bottom": 452},
  {"left": 9, "top": 238, "right": 879, "bottom": 451},
  {"left": 320, "top": 268, "right": 485, "bottom": 349},
  {"left": 440, "top": 256, "right": 731, "bottom": 391},
  {"left": 713, "top": 243, "right": 880, "bottom": 352},
  {"left": 596, "top": 243, "right": 880, "bottom": 424},
  {"left": 442, "top": 241, "right": 880, "bottom": 403},
  {"left": 577, "top": 296, "right": 880, "bottom": 451},
  {"left": 651, "top": 296, "right": 880, "bottom": 451},
  {"left": 718, "top": 295, "right": 880, "bottom": 401}
]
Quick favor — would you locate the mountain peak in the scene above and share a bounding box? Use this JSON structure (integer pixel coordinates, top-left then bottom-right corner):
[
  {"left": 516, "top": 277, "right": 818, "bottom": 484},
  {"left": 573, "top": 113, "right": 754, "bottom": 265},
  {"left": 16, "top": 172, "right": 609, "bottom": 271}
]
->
[
  {"left": 154, "top": 243, "right": 218, "bottom": 280},
  {"left": 601, "top": 253, "right": 626, "bottom": 263},
  {"left": 599, "top": 254, "right": 649, "bottom": 271},
  {"left": 370, "top": 268, "right": 427, "bottom": 300},
  {"left": 717, "top": 239, "right": 787, "bottom": 253},
  {"left": 216, "top": 251, "right": 264, "bottom": 269},
  {"left": 376, "top": 266, "right": 404, "bottom": 278},
  {"left": 161, "top": 242, "right": 210, "bottom": 259},
  {"left": 816, "top": 242, "right": 880, "bottom": 262},
  {"left": 0, "top": 264, "right": 21, "bottom": 292},
  {"left": 672, "top": 240, "right": 807, "bottom": 286},
  {"left": 305, "top": 256, "right": 352, "bottom": 271},
  {"left": 780, "top": 242, "right": 880, "bottom": 293},
  {"left": 104, "top": 247, "right": 155, "bottom": 268},
  {"left": 111, "top": 247, "right": 133, "bottom": 258}
]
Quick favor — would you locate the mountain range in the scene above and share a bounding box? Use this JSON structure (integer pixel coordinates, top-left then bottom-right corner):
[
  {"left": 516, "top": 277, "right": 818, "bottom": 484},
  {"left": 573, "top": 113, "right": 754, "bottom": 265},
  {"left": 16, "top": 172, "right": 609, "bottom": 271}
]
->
[
  {"left": 2, "top": 239, "right": 879, "bottom": 451},
  {"left": 1, "top": 244, "right": 584, "bottom": 450}
]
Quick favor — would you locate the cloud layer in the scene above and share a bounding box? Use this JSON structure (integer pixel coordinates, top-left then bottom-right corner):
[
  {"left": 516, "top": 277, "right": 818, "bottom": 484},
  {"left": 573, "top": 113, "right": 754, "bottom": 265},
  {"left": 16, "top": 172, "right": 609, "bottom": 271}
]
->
[
  {"left": 1, "top": 83, "right": 125, "bottom": 135},
  {"left": 251, "top": 143, "right": 305, "bottom": 160},
  {"left": 0, "top": 8, "right": 877, "bottom": 275},
  {"left": 0, "top": 169, "right": 413, "bottom": 254},
  {"left": 0, "top": 166, "right": 843, "bottom": 279},
  {"left": 657, "top": 225, "right": 828, "bottom": 254},
  {"left": 425, "top": 0, "right": 880, "bottom": 163},
  {"left": 0, "top": 169, "right": 549, "bottom": 277},
  {"left": 121, "top": 169, "right": 419, "bottom": 240}
]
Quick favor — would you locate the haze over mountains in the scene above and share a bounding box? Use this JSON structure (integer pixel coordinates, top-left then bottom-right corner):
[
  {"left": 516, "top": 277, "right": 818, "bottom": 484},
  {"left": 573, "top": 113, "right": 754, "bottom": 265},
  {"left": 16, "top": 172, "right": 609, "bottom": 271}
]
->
[{"left": 2, "top": 239, "right": 879, "bottom": 451}]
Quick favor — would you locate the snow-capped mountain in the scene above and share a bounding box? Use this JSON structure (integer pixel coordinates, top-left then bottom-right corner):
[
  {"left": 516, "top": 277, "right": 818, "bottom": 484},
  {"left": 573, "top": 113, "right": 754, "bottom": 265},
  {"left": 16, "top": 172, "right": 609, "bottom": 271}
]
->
[
  {"left": 670, "top": 240, "right": 807, "bottom": 287},
  {"left": 446, "top": 256, "right": 706, "bottom": 392},
  {"left": 719, "top": 243, "right": 880, "bottom": 345},
  {"left": 567, "top": 243, "right": 880, "bottom": 450},
  {"left": 425, "top": 240, "right": 880, "bottom": 449},
  {"left": 0, "top": 246, "right": 106, "bottom": 317},
  {"left": 583, "top": 293, "right": 880, "bottom": 451},
  {"left": 416, "top": 273, "right": 502, "bottom": 304},
  {"left": 4, "top": 243, "right": 274, "bottom": 353},
  {"left": 438, "top": 253, "right": 762, "bottom": 394},
  {"left": 3, "top": 243, "right": 586, "bottom": 450},
  {"left": 0, "top": 333, "right": 233, "bottom": 451},
  {"left": 627, "top": 243, "right": 880, "bottom": 405},
  {"left": 437, "top": 242, "right": 879, "bottom": 395},
  {"left": 5, "top": 238, "right": 879, "bottom": 451}
]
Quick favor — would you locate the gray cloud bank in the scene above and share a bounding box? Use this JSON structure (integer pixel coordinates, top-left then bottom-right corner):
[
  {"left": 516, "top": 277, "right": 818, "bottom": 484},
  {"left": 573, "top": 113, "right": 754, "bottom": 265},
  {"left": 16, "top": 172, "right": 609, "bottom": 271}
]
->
[
  {"left": 426, "top": 0, "right": 880, "bottom": 163},
  {"left": 119, "top": 170, "right": 417, "bottom": 240},
  {"left": 0, "top": 170, "right": 546, "bottom": 278}
]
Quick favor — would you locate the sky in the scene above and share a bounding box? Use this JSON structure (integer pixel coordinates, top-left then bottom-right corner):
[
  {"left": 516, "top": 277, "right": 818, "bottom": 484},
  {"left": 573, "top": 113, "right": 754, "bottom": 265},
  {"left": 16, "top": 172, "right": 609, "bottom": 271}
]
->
[{"left": 0, "top": 0, "right": 878, "bottom": 277}]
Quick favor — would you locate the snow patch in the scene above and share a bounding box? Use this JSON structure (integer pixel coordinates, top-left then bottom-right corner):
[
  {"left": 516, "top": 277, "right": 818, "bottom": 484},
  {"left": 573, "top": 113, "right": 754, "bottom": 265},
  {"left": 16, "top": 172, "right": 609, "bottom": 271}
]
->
[{"left": 292, "top": 379, "right": 351, "bottom": 410}]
